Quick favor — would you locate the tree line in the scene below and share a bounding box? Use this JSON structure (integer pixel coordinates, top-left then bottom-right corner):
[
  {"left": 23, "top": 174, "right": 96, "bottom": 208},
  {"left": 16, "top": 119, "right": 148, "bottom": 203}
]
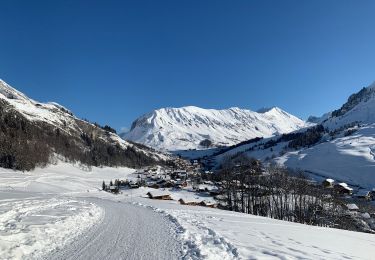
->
[{"left": 216, "top": 155, "right": 360, "bottom": 230}]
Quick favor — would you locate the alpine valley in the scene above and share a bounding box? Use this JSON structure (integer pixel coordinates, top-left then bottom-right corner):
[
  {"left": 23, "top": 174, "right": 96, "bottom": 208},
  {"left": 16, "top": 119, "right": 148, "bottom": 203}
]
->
[{"left": 123, "top": 82, "right": 375, "bottom": 189}]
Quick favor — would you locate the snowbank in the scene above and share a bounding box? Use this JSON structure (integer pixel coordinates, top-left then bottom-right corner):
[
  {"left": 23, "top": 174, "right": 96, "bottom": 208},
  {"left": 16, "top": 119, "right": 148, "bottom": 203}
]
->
[{"left": 0, "top": 193, "right": 103, "bottom": 259}]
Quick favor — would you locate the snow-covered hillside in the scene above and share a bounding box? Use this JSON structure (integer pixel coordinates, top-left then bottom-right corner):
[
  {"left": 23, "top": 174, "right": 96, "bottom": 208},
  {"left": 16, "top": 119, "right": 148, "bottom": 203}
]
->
[
  {"left": 210, "top": 82, "right": 375, "bottom": 189},
  {"left": 0, "top": 79, "right": 128, "bottom": 147},
  {"left": 0, "top": 79, "right": 167, "bottom": 169},
  {"left": 123, "top": 106, "right": 307, "bottom": 151},
  {"left": 0, "top": 163, "right": 374, "bottom": 260}
]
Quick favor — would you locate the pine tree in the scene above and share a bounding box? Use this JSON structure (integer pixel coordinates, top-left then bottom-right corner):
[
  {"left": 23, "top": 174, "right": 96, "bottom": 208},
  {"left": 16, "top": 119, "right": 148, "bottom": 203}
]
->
[
  {"left": 102, "top": 180, "right": 106, "bottom": 190},
  {"left": 109, "top": 180, "right": 113, "bottom": 186}
]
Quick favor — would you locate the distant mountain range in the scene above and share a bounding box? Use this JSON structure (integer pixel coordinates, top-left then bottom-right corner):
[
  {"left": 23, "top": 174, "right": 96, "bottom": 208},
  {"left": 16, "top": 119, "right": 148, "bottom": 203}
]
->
[
  {"left": 3, "top": 76, "right": 375, "bottom": 189},
  {"left": 122, "top": 106, "right": 308, "bottom": 151}
]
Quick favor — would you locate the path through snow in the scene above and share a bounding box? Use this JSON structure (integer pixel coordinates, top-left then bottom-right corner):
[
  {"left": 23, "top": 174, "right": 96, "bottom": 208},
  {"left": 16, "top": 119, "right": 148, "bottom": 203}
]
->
[{"left": 47, "top": 198, "right": 182, "bottom": 260}]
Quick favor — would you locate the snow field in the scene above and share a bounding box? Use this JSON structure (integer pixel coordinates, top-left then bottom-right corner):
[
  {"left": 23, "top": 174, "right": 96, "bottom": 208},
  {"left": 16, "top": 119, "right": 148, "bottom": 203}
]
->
[
  {"left": 0, "top": 194, "right": 103, "bottom": 259},
  {"left": 133, "top": 201, "right": 239, "bottom": 260},
  {"left": 1, "top": 162, "right": 375, "bottom": 260},
  {"left": 131, "top": 196, "right": 375, "bottom": 260}
]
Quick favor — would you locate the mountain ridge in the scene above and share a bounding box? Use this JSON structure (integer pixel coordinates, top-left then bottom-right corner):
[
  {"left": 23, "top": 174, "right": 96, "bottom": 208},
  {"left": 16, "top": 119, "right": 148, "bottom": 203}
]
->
[
  {"left": 0, "top": 79, "right": 166, "bottom": 170},
  {"left": 206, "top": 81, "right": 375, "bottom": 188},
  {"left": 123, "top": 105, "right": 308, "bottom": 151}
]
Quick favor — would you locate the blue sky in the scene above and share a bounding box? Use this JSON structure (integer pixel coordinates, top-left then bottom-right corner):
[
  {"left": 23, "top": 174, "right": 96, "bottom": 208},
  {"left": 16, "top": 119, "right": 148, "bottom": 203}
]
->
[{"left": 1, "top": 0, "right": 375, "bottom": 131}]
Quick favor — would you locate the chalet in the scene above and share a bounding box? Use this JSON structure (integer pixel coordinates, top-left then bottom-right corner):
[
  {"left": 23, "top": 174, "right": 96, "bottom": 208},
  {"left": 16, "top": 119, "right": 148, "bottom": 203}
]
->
[
  {"left": 109, "top": 185, "right": 119, "bottom": 193},
  {"left": 178, "top": 198, "right": 217, "bottom": 208},
  {"left": 209, "top": 188, "right": 222, "bottom": 196},
  {"left": 334, "top": 182, "right": 353, "bottom": 195},
  {"left": 178, "top": 171, "right": 188, "bottom": 179},
  {"left": 160, "top": 175, "right": 171, "bottom": 181},
  {"left": 199, "top": 201, "right": 217, "bottom": 208},
  {"left": 148, "top": 183, "right": 160, "bottom": 189},
  {"left": 355, "top": 190, "right": 371, "bottom": 200},
  {"left": 146, "top": 191, "right": 172, "bottom": 200},
  {"left": 178, "top": 198, "right": 199, "bottom": 206},
  {"left": 129, "top": 183, "right": 139, "bottom": 189},
  {"left": 175, "top": 179, "right": 187, "bottom": 187},
  {"left": 345, "top": 203, "right": 359, "bottom": 211},
  {"left": 322, "top": 178, "right": 335, "bottom": 188}
]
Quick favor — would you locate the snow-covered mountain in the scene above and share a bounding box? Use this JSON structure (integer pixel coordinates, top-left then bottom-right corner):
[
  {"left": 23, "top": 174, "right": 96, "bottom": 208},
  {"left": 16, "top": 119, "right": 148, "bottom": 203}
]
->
[
  {"left": 123, "top": 106, "right": 307, "bottom": 151},
  {"left": 210, "top": 82, "right": 375, "bottom": 189},
  {"left": 0, "top": 79, "right": 166, "bottom": 170}
]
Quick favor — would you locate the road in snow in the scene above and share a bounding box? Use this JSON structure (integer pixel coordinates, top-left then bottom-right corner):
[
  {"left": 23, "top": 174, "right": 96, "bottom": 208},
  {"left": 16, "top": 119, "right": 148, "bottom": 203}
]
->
[{"left": 47, "top": 198, "right": 182, "bottom": 260}]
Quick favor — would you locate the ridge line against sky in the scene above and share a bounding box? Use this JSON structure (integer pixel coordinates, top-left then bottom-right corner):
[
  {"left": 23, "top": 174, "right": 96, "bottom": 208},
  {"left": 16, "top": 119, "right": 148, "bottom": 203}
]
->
[{"left": 1, "top": 0, "right": 375, "bottom": 131}]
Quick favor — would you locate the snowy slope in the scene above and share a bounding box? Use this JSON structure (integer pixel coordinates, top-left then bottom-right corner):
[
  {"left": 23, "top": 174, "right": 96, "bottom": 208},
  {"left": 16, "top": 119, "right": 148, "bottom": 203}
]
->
[
  {"left": 275, "top": 124, "right": 375, "bottom": 188},
  {"left": 278, "top": 82, "right": 375, "bottom": 188},
  {"left": 0, "top": 79, "right": 79, "bottom": 134},
  {"left": 1, "top": 163, "right": 374, "bottom": 260},
  {"left": 0, "top": 79, "right": 167, "bottom": 163},
  {"left": 123, "top": 106, "right": 307, "bottom": 151},
  {"left": 211, "top": 82, "right": 375, "bottom": 188},
  {"left": 136, "top": 196, "right": 375, "bottom": 260},
  {"left": 323, "top": 82, "right": 375, "bottom": 129}
]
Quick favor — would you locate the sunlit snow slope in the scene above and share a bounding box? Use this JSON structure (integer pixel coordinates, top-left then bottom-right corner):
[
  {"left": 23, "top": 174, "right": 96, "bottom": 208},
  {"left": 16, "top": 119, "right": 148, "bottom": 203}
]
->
[
  {"left": 124, "top": 106, "right": 307, "bottom": 151},
  {"left": 214, "top": 82, "right": 375, "bottom": 188}
]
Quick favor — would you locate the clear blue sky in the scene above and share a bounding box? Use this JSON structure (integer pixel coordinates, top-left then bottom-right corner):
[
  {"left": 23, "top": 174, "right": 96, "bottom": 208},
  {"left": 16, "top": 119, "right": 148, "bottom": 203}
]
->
[{"left": 1, "top": 0, "right": 375, "bottom": 131}]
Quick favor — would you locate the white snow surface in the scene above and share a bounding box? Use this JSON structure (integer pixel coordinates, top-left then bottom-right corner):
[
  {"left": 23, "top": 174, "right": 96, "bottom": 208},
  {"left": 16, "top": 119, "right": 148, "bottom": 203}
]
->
[
  {"left": 0, "top": 193, "right": 103, "bottom": 260},
  {"left": 0, "top": 162, "right": 374, "bottom": 259},
  {"left": 276, "top": 124, "right": 375, "bottom": 188},
  {"left": 0, "top": 79, "right": 78, "bottom": 134},
  {"left": 123, "top": 106, "right": 307, "bottom": 151}
]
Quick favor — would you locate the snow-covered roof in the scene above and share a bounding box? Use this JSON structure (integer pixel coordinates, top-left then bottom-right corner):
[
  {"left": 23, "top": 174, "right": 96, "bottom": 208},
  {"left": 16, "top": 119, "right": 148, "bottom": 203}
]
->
[
  {"left": 147, "top": 190, "right": 171, "bottom": 197},
  {"left": 337, "top": 183, "right": 353, "bottom": 191},
  {"left": 325, "top": 179, "right": 334, "bottom": 183},
  {"left": 346, "top": 204, "right": 359, "bottom": 210}
]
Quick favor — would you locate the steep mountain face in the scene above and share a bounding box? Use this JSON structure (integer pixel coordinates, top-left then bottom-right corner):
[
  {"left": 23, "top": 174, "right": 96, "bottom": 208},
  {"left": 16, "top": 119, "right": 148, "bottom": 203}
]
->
[
  {"left": 0, "top": 79, "right": 165, "bottom": 170},
  {"left": 323, "top": 83, "right": 375, "bottom": 129},
  {"left": 123, "top": 106, "right": 307, "bottom": 151},
  {"left": 211, "top": 82, "right": 375, "bottom": 188}
]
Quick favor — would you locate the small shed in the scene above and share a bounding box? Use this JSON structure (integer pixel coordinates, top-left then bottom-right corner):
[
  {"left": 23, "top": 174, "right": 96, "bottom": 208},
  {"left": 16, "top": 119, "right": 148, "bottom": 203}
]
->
[
  {"left": 109, "top": 185, "right": 119, "bottom": 193},
  {"left": 334, "top": 183, "right": 353, "bottom": 195},
  {"left": 322, "top": 178, "right": 335, "bottom": 188},
  {"left": 345, "top": 203, "right": 359, "bottom": 211}
]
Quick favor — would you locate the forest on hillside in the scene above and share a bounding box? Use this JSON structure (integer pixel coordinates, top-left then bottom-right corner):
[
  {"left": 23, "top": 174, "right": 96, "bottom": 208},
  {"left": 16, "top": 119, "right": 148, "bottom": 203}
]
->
[{"left": 0, "top": 100, "right": 159, "bottom": 171}]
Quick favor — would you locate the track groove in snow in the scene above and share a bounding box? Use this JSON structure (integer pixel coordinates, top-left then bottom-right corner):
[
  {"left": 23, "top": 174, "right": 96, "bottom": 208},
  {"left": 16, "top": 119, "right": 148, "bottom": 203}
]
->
[
  {"left": 47, "top": 198, "right": 182, "bottom": 260},
  {"left": 133, "top": 202, "right": 239, "bottom": 260}
]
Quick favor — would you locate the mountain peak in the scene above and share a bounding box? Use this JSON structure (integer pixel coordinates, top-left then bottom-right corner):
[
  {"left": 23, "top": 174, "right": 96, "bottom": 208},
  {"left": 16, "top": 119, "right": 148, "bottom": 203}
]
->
[
  {"left": 124, "top": 105, "right": 307, "bottom": 151},
  {"left": 257, "top": 106, "right": 279, "bottom": 113}
]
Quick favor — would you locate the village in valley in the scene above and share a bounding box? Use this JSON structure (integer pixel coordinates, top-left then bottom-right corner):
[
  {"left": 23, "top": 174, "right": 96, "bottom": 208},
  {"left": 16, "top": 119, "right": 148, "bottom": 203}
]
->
[
  {"left": 102, "top": 157, "right": 220, "bottom": 208},
  {"left": 101, "top": 155, "right": 375, "bottom": 233}
]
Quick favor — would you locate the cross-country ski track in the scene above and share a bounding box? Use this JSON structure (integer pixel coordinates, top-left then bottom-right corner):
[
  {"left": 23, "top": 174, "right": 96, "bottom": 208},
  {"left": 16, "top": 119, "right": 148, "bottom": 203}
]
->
[{"left": 46, "top": 198, "right": 182, "bottom": 260}]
